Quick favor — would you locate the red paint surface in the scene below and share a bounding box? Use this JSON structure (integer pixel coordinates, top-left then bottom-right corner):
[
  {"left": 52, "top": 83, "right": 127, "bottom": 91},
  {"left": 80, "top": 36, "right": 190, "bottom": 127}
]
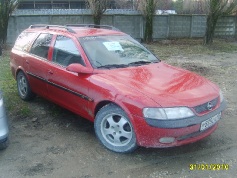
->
[{"left": 10, "top": 26, "right": 223, "bottom": 148}]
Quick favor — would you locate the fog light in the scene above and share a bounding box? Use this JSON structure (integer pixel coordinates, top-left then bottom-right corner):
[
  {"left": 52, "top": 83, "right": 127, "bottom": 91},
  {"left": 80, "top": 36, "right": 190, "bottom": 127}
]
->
[{"left": 159, "top": 137, "right": 175, "bottom": 144}]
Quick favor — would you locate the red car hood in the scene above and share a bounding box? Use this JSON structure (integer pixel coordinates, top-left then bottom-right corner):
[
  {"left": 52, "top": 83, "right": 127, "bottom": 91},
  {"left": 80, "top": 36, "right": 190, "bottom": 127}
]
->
[{"left": 98, "top": 62, "right": 219, "bottom": 107}]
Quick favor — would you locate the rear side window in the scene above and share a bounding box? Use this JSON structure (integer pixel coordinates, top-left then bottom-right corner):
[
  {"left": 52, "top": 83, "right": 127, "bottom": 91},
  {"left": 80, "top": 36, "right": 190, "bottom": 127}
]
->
[
  {"left": 30, "top": 33, "right": 53, "bottom": 59},
  {"left": 14, "top": 32, "right": 37, "bottom": 51},
  {"left": 52, "top": 35, "right": 84, "bottom": 66}
]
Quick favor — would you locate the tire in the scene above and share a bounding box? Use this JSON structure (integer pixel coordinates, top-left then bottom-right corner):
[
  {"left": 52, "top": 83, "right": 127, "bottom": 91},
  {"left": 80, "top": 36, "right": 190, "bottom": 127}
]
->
[
  {"left": 0, "top": 138, "right": 9, "bottom": 150},
  {"left": 17, "top": 71, "right": 35, "bottom": 101},
  {"left": 94, "top": 104, "right": 137, "bottom": 153}
]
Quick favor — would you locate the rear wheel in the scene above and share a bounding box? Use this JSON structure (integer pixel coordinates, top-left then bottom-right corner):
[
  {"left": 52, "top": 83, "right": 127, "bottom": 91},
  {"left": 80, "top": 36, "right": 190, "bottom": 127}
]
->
[
  {"left": 17, "top": 71, "right": 35, "bottom": 101},
  {"left": 94, "top": 104, "right": 137, "bottom": 153}
]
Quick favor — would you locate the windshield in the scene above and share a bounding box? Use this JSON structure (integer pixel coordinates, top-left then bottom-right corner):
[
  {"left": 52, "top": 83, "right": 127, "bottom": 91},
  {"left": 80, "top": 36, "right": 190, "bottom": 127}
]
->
[{"left": 79, "top": 35, "right": 159, "bottom": 69}]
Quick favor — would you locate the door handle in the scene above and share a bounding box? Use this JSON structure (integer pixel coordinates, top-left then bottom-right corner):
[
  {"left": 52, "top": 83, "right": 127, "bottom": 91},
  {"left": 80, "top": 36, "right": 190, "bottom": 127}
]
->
[
  {"left": 26, "top": 60, "right": 29, "bottom": 64},
  {"left": 48, "top": 70, "right": 53, "bottom": 74}
]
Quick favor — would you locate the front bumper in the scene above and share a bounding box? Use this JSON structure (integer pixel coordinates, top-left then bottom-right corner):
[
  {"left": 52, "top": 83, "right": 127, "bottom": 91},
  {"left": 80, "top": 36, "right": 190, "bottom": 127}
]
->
[
  {"left": 132, "top": 101, "right": 226, "bottom": 148},
  {"left": 0, "top": 98, "right": 9, "bottom": 142}
]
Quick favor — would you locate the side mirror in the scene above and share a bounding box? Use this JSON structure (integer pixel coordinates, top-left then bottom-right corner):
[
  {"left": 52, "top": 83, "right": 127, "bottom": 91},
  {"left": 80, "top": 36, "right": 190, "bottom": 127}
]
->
[{"left": 66, "top": 63, "right": 93, "bottom": 74}]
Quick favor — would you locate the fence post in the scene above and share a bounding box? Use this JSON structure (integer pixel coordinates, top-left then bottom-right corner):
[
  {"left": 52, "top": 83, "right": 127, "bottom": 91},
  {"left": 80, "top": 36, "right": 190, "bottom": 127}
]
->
[
  {"left": 140, "top": 15, "right": 144, "bottom": 40},
  {"left": 0, "top": 45, "right": 2, "bottom": 56},
  {"left": 190, "top": 15, "right": 193, "bottom": 38},
  {"left": 235, "top": 16, "right": 237, "bottom": 39},
  {"left": 112, "top": 14, "right": 115, "bottom": 27},
  {"left": 167, "top": 15, "right": 170, "bottom": 39}
]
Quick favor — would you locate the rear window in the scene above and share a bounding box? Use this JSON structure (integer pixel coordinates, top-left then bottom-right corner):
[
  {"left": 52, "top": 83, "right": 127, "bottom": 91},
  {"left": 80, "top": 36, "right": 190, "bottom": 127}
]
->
[
  {"left": 30, "top": 33, "right": 53, "bottom": 59},
  {"left": 14, "top": 32, "right": 37, "bottom": 51}
]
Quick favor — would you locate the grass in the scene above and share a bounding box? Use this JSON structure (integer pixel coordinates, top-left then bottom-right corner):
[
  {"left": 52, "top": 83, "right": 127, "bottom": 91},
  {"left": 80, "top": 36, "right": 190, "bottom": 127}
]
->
[
  {"left": 0, "top": 51, "right": 65, "bottom": 118},
  {"left": 0, "top": 38, "right": 236, "bottom": 118},
  {"left": 0, "top": 52, "right": 32, "bottom": 117},
  {"left": 145, "top": 38, "right": 237, "bottom": 59}
]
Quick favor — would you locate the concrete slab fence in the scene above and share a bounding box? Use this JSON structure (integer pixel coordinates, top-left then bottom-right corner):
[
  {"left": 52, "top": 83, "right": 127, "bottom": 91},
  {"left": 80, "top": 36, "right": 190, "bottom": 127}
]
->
[{"left": 7, "top": 14, "right": 237, "bottom": 45}]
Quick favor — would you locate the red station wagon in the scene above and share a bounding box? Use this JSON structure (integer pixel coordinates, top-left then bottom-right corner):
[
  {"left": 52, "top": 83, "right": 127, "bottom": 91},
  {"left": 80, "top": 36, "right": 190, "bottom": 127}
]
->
[{"left": 10, "top": 24, "right": 226, "bottom": 153}]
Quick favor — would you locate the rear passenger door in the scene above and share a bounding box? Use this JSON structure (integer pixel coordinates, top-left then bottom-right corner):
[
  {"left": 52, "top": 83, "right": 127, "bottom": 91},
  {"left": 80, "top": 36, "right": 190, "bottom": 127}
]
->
[
  {"left": 27, "top": 33, "right": 53, "bottom": 97},
  {"left": 47, "top": 35, "right": 91, "bottom": 117}
]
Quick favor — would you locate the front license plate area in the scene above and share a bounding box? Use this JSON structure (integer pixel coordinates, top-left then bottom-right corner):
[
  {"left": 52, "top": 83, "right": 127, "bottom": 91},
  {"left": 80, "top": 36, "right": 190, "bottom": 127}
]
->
[{"left": 200, "top": 113, "right": 221, "bottom": 131}]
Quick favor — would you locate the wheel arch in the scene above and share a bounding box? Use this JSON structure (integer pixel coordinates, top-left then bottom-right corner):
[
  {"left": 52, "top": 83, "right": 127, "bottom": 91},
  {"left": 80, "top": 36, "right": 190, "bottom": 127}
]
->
[
  {"left": 94, "top": 97, "right": 141, "bottom": 122},
  {"left": 94, "top": 99, "right": 133, "bottom": 117},
  {"left": 15, "top": 67, "right": 27, "bottom": 79},
  {"left": 94, "top": 100, "right": 117, "bottom": 117},
  {"left": 93, "top": 99, "right": 137, "bottom": 124}
]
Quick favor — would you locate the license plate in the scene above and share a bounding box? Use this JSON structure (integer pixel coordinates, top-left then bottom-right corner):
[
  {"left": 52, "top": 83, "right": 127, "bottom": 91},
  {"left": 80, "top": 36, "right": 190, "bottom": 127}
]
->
[{"left": 200, "top": 113, "right": 221, "bottom": 131}]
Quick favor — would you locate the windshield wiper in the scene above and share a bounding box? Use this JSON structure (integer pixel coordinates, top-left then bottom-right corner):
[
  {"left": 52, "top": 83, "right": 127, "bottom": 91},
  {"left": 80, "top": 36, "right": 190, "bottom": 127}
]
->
[
  {"left": 97, "top": 64, "right": 129, "bottom": 69},
  {"left": 128, "top": 61, "right": 155, "bottom": 66},
  {"left": 97, "top": 60, "right": 159, "bottom": 69}
]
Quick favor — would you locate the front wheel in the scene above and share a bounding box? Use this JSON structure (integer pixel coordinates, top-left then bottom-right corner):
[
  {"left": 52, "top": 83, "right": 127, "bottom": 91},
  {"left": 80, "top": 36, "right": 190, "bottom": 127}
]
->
[{"left": 94, "top": 104, "right": 137, "bottom": 153}]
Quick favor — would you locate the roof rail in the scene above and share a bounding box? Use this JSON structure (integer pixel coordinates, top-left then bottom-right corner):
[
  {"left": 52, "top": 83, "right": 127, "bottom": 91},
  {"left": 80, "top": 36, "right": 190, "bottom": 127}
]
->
[
  {"left": 66, "top": 24, "right": 120, "bottom": 31},
  {"left": 29, "top": 24, "right": 76, "bottom": 33},
  {"left": 29, "top": 24, "right": 48, "bottom": 28}
]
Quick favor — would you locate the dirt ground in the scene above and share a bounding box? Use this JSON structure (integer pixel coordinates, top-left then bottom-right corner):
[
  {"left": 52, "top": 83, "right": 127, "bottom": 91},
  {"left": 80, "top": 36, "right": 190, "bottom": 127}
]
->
[{"left": 0, "top": 52, "right": 237, "bottom": 178}]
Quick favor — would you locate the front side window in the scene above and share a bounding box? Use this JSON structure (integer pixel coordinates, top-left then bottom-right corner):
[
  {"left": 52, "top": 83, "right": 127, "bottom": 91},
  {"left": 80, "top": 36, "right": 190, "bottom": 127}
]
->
[
  {"left": 30, "top": 33, "right": 53, "bottom": 59},
  {"left": 53, "top": 35, "right": 84, "bottom": 67},
  {"left": 79, "top": 35, "right": 159, "bottom": 69}
]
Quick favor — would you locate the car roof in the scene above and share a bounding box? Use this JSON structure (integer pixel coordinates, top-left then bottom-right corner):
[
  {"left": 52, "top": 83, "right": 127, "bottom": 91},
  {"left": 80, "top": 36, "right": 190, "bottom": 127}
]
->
[{"left": 24, "top": 24, "right": 125, "bottom": 37}]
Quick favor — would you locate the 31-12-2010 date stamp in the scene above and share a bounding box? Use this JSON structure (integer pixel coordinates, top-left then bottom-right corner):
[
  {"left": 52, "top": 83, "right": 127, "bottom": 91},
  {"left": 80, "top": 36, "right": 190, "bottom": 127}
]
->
[{"left": 190, "top": 164, "right": 229, "bottom": 171}]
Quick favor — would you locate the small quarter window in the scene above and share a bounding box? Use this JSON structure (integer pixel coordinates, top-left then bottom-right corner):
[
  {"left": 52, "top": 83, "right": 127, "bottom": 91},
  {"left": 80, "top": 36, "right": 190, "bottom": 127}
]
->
[
  {"left": 30, "top": 33, "right": 53, "bottom": 59},
  {"left": 53, "top": 35, "right": 84, "bottom": 67},
  {"left": 14, "top": 32, "right": 37, "bottom": 51}
]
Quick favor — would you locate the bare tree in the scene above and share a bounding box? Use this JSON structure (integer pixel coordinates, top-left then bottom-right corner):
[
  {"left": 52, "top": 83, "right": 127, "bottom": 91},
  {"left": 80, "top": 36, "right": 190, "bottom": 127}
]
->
[
  {"left": 204, "top": 0, "right": 237, "bottom": 45},
  {"left": 132, "top": 0, "right": 140, "bottom": 10},
  {"left": 0, "top": 0, "right": 18, "bottom": 46},
  {"left": 139, "top": 0, "right": 158, "bottom": 43},
  {"left": 183, "top": 0, "right": 205, "bottom": 14},
  {"left": 157, "top": 0, "right": 172, "bottom": 10},
  {"left": 172, "top": 0, "right": 184, "bottom": 14},
  {"left": 114, "top": 0, "right": 133, "bottom": 9},
  {"left": 86, "top": 0, "right": 108, "bottom": 25}
]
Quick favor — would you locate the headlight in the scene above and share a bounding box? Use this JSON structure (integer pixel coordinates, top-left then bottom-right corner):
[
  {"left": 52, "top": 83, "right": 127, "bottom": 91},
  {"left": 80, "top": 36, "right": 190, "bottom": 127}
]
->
[
  {"left": 219, "top": 90, "right": 224, "bottom": 103},
  {"left": 143, "top": 107, "right": 195, "bottom": 120}
]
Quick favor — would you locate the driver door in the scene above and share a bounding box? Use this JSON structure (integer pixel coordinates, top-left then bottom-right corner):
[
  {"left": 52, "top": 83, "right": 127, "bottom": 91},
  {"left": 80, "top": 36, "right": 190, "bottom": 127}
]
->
[{"left": 46, "top": 35, "right": 92, "bottom": 117}]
